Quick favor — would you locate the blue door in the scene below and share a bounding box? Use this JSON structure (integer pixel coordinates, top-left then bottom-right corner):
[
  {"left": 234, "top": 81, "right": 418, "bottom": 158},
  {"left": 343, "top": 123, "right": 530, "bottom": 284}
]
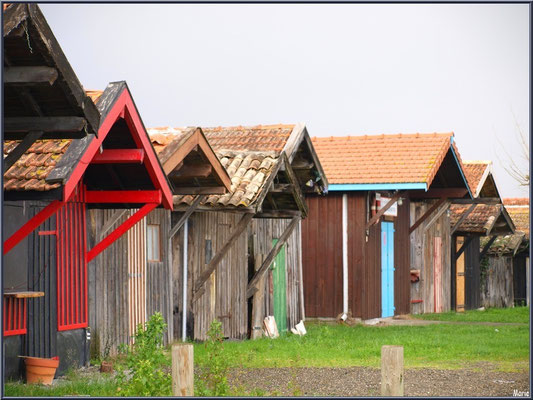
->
[{"left": 381, "top": 222, "right": 395, "bottom": 318}]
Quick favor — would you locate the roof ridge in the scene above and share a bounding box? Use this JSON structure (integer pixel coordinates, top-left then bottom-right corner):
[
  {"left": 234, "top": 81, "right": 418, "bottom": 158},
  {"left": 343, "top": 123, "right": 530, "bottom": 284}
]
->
[{"left": 311, "top": 132, "right": 454, "bottom": 140}]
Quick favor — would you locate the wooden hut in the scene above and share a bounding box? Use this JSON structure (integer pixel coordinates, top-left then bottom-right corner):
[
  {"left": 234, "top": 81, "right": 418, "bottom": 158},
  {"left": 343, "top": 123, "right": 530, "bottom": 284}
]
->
[
  {"left": 3, "top": 78, "right": 174, "bottom": 378},
  {"left": 3, "top": 3, "right": 98, "bottom": 380},
  {"left": 480, "top": 198, "right": 529, "bottom": 307},
  {"left": 87, "top": 126, "right": 232, "bottom": 356},
  {"left": 149, "top": 124, "right": 327, "bottom": 341},
  {"left": 449, "top": 161, "right": 515, "bottom": 311},
  {"left": 302, "top": 133, "right": 471, "bottom": 320}
]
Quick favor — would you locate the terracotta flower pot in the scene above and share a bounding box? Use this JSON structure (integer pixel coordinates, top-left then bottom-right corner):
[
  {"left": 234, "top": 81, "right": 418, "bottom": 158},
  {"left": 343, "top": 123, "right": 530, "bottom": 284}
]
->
[{"left": 24, "top": 356, "right": 59, "bottom": 385}]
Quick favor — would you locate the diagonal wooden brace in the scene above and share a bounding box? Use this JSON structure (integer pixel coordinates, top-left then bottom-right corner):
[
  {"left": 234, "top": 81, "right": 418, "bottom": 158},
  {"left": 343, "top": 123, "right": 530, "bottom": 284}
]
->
[
  {"left": 366, "top": 191, "right": 403, "bottom": 230},
  {"left": 247, "top": 216, "right": 300, "bottom": 298},
  {"left": 86, "top": 202, "right": 158, "bottom": 262},
  {"left": 3, "top": 199, "right": 64, "bottom": 255}
]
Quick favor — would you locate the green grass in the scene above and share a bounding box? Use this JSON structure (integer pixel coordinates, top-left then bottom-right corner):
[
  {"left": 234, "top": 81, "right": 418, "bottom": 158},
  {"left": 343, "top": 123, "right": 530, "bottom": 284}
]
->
[
  {"left": 413, "top": 306, "right": 530, "bottom": 324},
  {"left": 194, "top": 322, "right": 530, "bottom": 371},
  {"left": 4, "top": 374, "right": 117, "bottom": 397}
]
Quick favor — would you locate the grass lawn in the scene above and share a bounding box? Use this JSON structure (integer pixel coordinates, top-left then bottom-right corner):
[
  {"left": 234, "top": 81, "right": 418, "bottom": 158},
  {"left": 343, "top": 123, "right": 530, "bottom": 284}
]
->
[
  {"left": 4, "top": 308, "right": 529, "bottom": 396},
  {"left": 193, "top": 320, "right": 529, "bottom": 372},
  {"left": 412, "top": 306, "right": 530, "bottom": 324}
]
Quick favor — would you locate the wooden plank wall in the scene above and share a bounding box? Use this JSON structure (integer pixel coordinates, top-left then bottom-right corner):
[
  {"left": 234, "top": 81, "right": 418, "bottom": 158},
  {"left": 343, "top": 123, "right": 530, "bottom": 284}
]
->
[
  {"left": 251, "top": 218, "right": 303, "bottom": 332},
  {"left": 88, "top": 209, "right": 173, "bottom": 357},
  {"left": 480, "top": 255, "right": 514, "bottom": 308},
  {"left": 172, "top": 212, "right": 248, "bottom": 341},
  {"left": 393, "top": 196, "right": 411, "bottom": 316},
  {"left": 409, "top": 201, "right": 451, "bottom": 314},
  {"left": 145, "top": 209, "right": 173, "bottom": 345},
  {"left": 302, "top": 192, "right": 411, "bottom": 320},
  {"left": 513, "top": 255, "right": 528, "bottom": 306},
  {"left": 464, "top": 236, "right": 481, "bottom": 310},
  {"left": 88, "top": 209, "right": 130, "bottom": 358},
  {"left": 26, "top": 201, "right": 57, "bottom": 359},
  {"left": 301, "top": 194, "right": 343, "bottom": 318}
]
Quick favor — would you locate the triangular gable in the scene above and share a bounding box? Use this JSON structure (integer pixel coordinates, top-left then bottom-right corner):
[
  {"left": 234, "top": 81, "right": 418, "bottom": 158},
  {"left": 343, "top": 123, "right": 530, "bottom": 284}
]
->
[
  {"left": 450, "top": 204, "right": 515, "bottom": 236},
  {"left": 148, "top": 127, "right": 232, "bottom": 195},
  {"left": 312, "top": 133, "right": 471, "bottom": 199},
  {"left": 463, "top": 161, "right": 501, "bottom": 199},
  {"left": 46, "top": 81, "right": 173, "bottom": 210}
]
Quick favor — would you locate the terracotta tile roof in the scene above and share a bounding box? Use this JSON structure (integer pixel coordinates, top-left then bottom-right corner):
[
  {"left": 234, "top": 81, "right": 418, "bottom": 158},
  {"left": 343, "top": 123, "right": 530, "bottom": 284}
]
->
[
  {"left": 483, "top": 199, "right": 529, "bottom": 255},
  {"left": 3, "top": 139, "right": 71, "bottom": 191},
  {"left": 450, "top": 204, "right": 502, "bottom": 234},
  {"left": 202, "top": 124, "right": 295, "bottom": 152},
  {"left": 503, "top": 198, "right": 529, "bottom": 207},
  {"left": 462, "top": 161, "right": 490, "bottom": 198},
  {"left": 175, "top": 150, "right": 279, "bottom": 208},
  {"left": 148, "top": 125, "right": 296, "bottom": 209},
  {"left": 506, "top": 204, "right": 529, "bottom": 236},
  {"left": 3, "top": 90, "right": 102, "bottom": 192},
  {"left": 311, "top": 133, "right": 456, "bottom": 186},
  {"left": 147, "top": 126, "right": 194, "bottom": 155}
]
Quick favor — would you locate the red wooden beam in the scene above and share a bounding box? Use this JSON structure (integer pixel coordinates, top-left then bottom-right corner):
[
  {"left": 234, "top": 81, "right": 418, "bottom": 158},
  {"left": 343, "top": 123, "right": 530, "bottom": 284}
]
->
[
  {"left": 3, "top": 200, "right": 63, "bottom": 255},
  {"left": 85, "top": 190, "right": 162, "bottom": 204},
  {"left": 91, "top": 149, "right": 145, "bottom": 164},
  {"left": 86, "top": 202, "right": 158, "bottom": 263}
]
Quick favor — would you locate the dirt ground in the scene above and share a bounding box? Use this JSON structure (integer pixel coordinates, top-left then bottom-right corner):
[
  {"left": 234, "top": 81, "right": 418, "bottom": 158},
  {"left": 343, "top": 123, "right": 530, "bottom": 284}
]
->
[{"left": 227, "top": 364, "right": 530, "bottom": 397}]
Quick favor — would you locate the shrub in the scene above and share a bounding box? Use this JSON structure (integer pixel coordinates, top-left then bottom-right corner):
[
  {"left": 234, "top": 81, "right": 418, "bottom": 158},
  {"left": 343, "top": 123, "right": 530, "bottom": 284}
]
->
[
  {"left": 115, "top": 312, "right": 171, "bottom": 397},
  {"left": 195, "top": 319, "right": 230, "bottom": 396}
]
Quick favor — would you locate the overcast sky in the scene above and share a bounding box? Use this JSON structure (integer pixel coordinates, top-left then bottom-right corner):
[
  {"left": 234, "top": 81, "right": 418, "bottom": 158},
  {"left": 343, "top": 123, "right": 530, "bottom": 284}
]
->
[{"left": 39, "top": 3, "right": 530, "bottom": 198}]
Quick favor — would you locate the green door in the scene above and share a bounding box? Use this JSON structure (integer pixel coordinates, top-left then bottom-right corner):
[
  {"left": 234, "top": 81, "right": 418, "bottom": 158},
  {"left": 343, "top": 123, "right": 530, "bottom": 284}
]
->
[{"left": 271, "top": 239, "right": 287, "bottom": 333}]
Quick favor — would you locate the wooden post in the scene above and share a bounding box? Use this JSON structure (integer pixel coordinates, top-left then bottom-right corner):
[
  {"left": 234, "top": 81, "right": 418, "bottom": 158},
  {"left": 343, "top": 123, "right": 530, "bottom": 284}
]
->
[
  {"left": 251, "top": 254, "right": 265, "bottom": 339},
  {"left": 381, "top": 345, "right": 404, "bottom": 396},
  {"left": 171, "top": 343, "right": 194, "bottom": 396}
]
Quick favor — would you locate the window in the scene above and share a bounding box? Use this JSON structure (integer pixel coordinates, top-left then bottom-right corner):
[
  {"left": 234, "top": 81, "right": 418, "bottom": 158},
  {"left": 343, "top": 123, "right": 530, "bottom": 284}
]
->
[{"left": 147, "top": 224, "right": 161, "bottom": 262}]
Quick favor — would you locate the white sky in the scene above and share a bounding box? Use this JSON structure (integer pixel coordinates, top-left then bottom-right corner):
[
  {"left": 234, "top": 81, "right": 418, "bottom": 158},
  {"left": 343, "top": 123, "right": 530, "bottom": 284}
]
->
[{"left": 39, "top": 3, "right": 530, "bottom": 198}]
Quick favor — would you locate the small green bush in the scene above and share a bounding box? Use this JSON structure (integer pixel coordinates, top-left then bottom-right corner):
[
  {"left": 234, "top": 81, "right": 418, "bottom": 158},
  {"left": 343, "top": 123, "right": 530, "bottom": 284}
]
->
[
  {"left": 115, "top": 312, "right": 171, "bottom": 397},
  {"left": 195, "top": 319, "right": 230, "bottom": 396}
]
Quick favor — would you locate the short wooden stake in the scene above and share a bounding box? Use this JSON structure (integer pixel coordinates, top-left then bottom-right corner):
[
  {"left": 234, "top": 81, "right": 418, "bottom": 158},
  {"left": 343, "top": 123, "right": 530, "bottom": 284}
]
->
[
  {"left": 172, "top": 343, "right": 194, "bottom": 396},
  {"left": 381, "top": 345, "right": 404, "bottom": 396}
]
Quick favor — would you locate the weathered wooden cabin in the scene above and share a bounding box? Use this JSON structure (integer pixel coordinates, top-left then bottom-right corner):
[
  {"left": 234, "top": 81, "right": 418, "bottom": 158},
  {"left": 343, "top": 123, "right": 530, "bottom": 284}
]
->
[
  {"left": 149, "top": 124, "right": 327, "bottom": 341},
  {"left": 3, "top": 3, "right": 99, "bottom": 380},
  {"left": 409, "top": 159, "right": 504, "bottom": 314},
  {"left": 480, "top": 198, "right": 530, "bottom": 307},
  {"left": 87, "top": 126, "right": 232, "bottom": 356},
  {"left": 3, "top": 77, "right": 174, "bottom": 379},
  {"left": 303, "top": 133, "right": 471, "bottom": 320},
  {"left": 449, "top": 161, "right": 515, "bottom": 311}
]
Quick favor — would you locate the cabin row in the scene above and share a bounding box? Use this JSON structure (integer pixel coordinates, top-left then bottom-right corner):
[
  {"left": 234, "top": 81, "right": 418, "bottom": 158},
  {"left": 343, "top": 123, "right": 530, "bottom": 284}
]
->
[{"left": 2, "top": 3, "right": 529, "bottom": 380}]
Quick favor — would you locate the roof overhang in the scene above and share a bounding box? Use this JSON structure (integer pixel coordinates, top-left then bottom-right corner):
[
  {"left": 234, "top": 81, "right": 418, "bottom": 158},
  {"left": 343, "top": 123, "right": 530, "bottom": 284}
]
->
[
  {"left": 154, "top": 127, "right": 232, "bottom": 195},
  {"left": 325, "top": 136, "right": 472, "bottom": 199},
  {"left": 45, "top": 81, "right": 174, "bottom": 210}
]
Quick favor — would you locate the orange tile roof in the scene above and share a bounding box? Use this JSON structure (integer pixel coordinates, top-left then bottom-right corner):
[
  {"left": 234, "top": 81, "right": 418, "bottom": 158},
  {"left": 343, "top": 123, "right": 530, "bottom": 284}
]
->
[
  {"left": 3, "top": 139, "right": 71, "bottom": 191},
  {"left": 311, "top": 133, "right": 456, "bottom": 186},
  {"left": 202, "top": 124, "right": 295, "bottom": 152},
  {"left": 462, "top": 161, "right": 490, "bottom": 198},
  {"left": 148, "top": 125, "right": 293, "bottom": 209},
  {"left": 450, "top": 204, "right": 502, "bottom": 234},
  {"left": 505, "top": 205, "right": 529, "bottom": 236},
  {"left": 503, "top": 198, "right": 529, "bottom": 206}
]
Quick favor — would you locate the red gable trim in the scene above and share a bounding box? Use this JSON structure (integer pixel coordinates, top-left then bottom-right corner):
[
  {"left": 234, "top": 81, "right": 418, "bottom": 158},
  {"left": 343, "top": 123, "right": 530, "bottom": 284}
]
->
[{"left": 62, "top": 88, "right": 173, "bottom": 210}]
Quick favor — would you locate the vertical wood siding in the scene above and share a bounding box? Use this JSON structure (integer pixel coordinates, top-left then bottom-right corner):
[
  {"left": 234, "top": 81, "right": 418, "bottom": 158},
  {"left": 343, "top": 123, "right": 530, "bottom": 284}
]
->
[
  {"left": 481, "top": 255, "right": 514, "bottom": 308},
  {"left": 171, "top": 211, "right": 303, "bottom": 341},
  {"left": 145, "top": 210, "right": 173, "bottom": 344},
  {"left": 464, "top": 236, "right": 481, "bottom": 310},
  {"left": 88, "top": 209, "right": 173, "bottom": 357},
  {"left": 301, "top": 194, "right": 343, "bottom": 318},
  {"left": 513, "top": 255, "right": 528, "bottom": 305},
  {"left": 302, "top": 193, "right": 411, "bottom": 320},
  {"left": 127, "top": 211, "right": 146, "bottom": 341},
  {"left": 251, "top": 218, "right": 303, "bottom": 332},
  {"left": 409, "top": 201, "right": 451, "bottom": 314},
  {"left": 26, "top": 202, "right": 57, "bottom": 358}
]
